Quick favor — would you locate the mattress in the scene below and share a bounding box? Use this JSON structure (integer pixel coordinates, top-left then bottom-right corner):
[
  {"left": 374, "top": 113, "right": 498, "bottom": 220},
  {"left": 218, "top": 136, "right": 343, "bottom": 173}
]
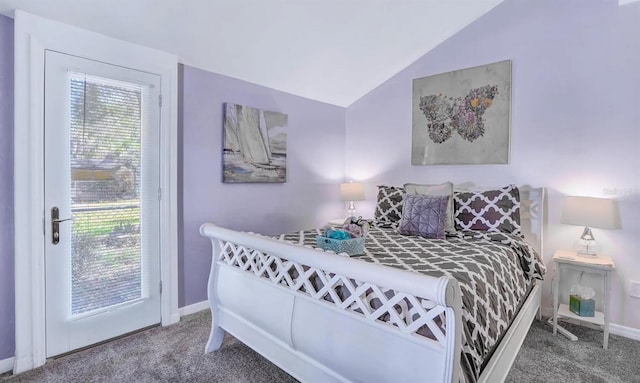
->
[{"left": 278, "top": 224, "right": 545, "bottom": 382}]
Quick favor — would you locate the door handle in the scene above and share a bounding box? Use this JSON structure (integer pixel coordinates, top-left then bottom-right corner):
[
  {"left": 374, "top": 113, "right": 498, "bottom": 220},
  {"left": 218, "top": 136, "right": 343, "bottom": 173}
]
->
[
  {"left": 53, "top": 217, "right": 73, "bottom": 224},
  {"left": 51, "top": 207, "right": 73, "bottom": 245}
]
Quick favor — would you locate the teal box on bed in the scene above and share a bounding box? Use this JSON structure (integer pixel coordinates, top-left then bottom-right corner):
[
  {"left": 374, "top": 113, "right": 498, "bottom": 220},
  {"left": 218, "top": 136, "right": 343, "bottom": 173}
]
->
[{"left": 316, "top": 236, "right": 365, "bottom": 256}]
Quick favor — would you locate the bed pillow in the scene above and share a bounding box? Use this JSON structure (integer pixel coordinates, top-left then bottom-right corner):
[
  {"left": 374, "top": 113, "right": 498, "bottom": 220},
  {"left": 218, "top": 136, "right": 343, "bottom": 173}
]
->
[
  {"left": 396, "top": 194, "right": 449, "bottom": 239},
  {"left": 404, "top": 182, "right": 456, "bottom": 234},
  {"left": 374, "top": 185, "right": 405, "bottom": 225},
  {"left": 453, "top": 184, "right": 521, "bottom": 234}
]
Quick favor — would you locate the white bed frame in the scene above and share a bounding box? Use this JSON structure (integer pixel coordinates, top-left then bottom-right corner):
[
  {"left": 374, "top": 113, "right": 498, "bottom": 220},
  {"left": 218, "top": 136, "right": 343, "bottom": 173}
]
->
[{"left": 200, "top": 186, "right": 545, "bottom": 383}]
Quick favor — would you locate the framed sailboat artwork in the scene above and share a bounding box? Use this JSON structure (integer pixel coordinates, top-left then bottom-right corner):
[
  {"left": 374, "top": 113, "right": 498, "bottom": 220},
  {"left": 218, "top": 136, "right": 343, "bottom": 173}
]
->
[{"left": 223, "top": 103, "right": 288, "bottom": 183}]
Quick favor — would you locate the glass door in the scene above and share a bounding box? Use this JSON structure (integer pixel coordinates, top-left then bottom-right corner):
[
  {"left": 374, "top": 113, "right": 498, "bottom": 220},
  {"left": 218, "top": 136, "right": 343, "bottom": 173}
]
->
[{"left": 44, "top": 50, "right": 161, "bottom": 357}]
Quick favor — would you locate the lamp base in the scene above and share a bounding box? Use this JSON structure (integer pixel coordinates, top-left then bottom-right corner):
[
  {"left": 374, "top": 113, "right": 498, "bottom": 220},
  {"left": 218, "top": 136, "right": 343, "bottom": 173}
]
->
[
  {"left": 574, "top": 227, "right": 600, "bottom": 257},
  {"left": 347, "top": 201, "right": 357, "bottom": 217}
]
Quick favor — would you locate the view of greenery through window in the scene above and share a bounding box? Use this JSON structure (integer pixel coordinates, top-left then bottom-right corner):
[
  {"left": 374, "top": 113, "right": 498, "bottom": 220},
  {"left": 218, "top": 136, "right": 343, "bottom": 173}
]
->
[{"left": 69, "top": 74, "right": 144, "bottom": 315}]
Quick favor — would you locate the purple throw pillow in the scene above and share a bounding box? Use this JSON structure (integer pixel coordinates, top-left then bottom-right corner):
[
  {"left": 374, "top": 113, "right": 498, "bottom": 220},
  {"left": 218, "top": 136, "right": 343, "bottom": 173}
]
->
[{"left": 396, "top": 194, "right": 449, "bottom": 239}]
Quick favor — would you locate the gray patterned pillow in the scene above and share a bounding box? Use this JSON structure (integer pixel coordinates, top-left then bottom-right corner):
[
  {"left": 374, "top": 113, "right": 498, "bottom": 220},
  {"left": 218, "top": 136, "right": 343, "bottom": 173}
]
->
[
  {"left": 396, "top": 194, "right": 449, "bottom": 239},
  {"left": 374, "top": 185, "right": 404, "bottom": 226},
  {"left": 453, "top": 184, "right": 521, "bottom": 234}
]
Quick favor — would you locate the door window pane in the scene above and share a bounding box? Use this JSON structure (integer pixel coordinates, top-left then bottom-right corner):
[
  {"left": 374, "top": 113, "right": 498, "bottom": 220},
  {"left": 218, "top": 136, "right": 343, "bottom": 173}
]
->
[{"left": 69, "top": 73, "right": 146, "bottom": 316}]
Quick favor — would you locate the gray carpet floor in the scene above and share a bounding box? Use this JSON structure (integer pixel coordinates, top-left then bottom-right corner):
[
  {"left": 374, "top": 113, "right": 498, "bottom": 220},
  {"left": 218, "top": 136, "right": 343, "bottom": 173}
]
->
[
  {"left": 506, "top": 320, "right": 640, "bottom": 383},
  {"left": 2, "top": 311, "right": 638, "bottom": 382}
]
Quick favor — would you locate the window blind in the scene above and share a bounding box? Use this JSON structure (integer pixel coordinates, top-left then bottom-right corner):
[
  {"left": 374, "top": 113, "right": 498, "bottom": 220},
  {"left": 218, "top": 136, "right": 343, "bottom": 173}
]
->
[{"left": 68, "top": 72, "right": 152, "bottom": 316}]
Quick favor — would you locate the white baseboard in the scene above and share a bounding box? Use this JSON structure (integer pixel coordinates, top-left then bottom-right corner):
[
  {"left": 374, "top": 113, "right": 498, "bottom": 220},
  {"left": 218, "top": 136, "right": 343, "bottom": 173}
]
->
[
  {"left": 610, "top": 323, "right": 640, "bottom": 341},
  {"left": 540, "top": 305, "right": 640, "bottom": 341},
  {"left": 0, "top": 357, "right": 14, "bottom": 374},
  {"left": 178, "top": 300, "right": 209, "bottom": 317}
]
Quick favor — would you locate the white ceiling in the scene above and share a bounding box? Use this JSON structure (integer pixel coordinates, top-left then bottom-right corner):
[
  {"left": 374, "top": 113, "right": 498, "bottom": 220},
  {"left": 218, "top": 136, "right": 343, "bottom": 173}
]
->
[{"left": 0, "top": 0, "right": 503, "bottom": 106}]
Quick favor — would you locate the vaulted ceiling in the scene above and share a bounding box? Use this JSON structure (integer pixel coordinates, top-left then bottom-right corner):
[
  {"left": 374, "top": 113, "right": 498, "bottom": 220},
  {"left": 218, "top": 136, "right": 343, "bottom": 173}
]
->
[{"left": 0, "top": 0, "right": 504, "bottom": 106}]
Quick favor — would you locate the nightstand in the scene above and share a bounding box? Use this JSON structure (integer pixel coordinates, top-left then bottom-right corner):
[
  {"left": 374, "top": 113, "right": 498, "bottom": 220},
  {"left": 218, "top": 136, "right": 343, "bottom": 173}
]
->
[{"left": 552, "top": 249, "right": 615, "bottom": 349}]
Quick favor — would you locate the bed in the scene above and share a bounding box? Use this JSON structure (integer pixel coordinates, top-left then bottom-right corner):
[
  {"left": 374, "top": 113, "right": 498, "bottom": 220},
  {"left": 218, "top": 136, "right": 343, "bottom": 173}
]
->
[{"left": 200, "top": 184, "right": 546, "bottom": 383}]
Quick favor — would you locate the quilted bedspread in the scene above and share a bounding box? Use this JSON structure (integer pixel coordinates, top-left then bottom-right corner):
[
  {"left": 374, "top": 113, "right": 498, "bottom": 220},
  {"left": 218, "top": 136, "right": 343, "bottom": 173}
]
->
[{"left": 278, "top": 225, "right": 545, "bottom": 383}]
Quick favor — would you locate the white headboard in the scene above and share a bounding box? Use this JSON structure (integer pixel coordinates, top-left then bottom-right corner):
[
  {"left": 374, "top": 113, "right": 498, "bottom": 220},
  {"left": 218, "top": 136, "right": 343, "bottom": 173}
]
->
[{"left": 519, "top": 186, "right": 545, "bottom": 256}]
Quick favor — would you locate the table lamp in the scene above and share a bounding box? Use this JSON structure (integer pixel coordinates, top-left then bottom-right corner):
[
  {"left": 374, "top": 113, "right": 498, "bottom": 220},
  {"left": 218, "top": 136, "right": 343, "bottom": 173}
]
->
[
  {"left": 561, "top": 196, "right": 618, "bottom": 257},
  {"left": 340, "top": 182, "right": 365, "bottom": 217}
]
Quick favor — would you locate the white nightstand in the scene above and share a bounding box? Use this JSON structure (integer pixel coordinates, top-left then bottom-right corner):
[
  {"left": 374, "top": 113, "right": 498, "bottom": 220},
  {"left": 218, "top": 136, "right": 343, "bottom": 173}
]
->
[{"left": 552, "top": 249, "right": 615, "bottom": 349}]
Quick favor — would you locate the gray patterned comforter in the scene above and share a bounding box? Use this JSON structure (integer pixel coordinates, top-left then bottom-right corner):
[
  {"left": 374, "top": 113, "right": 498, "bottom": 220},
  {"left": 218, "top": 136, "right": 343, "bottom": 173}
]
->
[{"left": 278, "top": 225, "right": 545, "bottom": 383}]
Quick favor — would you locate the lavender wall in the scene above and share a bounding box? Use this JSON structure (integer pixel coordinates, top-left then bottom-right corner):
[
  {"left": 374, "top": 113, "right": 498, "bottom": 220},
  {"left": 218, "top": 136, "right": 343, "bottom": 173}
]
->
[
  {"left": 346, "top": 0, "right": 640, "bottom": 329},
  {"left": 180, "top": 65, "right": 346, "bottom": 306},
  {"left": 0, "top": 14, "right": 14, "bottom": 360}
]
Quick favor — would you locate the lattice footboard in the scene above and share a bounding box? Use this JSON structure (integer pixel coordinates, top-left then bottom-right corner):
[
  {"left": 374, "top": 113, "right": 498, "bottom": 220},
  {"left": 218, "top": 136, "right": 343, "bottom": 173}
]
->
[
  {"left": 218, "top": 238, "right": 451, "bottom": 345},
  {"left": 201, "top": 223, "right": 464, "bottom": 383}
]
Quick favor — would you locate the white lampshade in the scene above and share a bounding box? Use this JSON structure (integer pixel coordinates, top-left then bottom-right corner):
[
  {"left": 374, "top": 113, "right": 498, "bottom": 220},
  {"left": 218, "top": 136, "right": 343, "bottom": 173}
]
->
[
  {"left": 561, "top": 196, "right": 617, "bottom": 229},
  {"left": 340, "top": 182, "right": 365, "bottom": 202},
  {"left": 561, "top": 195, "right": 618, "bottom": 257}
]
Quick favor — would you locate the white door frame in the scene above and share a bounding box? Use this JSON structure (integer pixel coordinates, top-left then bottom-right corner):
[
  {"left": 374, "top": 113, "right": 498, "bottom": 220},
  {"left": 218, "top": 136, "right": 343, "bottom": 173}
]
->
[{"left": 13, "top": 10, "right": 179, "bottom": 373}]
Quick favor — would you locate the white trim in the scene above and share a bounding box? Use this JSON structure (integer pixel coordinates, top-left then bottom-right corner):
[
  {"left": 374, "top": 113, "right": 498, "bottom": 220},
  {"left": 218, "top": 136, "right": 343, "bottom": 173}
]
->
[
  {"left": 13, "top": 10, "right": 179, "bottom": 374},
  {"left": 13, "top": 28, "right": 47, "bottom": 375},
  {"left": 161, "top": 52, "right": 180, "bottom": 328},
  {"left": 178, "top": 301, "right": 210, "bottom": 317},
  {"left": 610, "top": 323, "right": 640, "bottom": 341},
  {"left": 0, "top": 357, "right": 15, "bottom": 374}
]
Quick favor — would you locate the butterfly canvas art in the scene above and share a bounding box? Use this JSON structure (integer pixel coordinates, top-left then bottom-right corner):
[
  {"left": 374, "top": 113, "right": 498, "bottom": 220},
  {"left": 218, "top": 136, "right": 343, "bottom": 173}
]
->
[{"left": 412, "top": 60, "right": 511, "bottom": 165}]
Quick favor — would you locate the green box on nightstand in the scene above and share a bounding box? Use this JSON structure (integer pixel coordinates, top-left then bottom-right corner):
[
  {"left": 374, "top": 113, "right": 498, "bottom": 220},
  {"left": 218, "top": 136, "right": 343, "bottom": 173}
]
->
[{"left": 569, "top": 294, "right": 595, "bottom": 317}]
